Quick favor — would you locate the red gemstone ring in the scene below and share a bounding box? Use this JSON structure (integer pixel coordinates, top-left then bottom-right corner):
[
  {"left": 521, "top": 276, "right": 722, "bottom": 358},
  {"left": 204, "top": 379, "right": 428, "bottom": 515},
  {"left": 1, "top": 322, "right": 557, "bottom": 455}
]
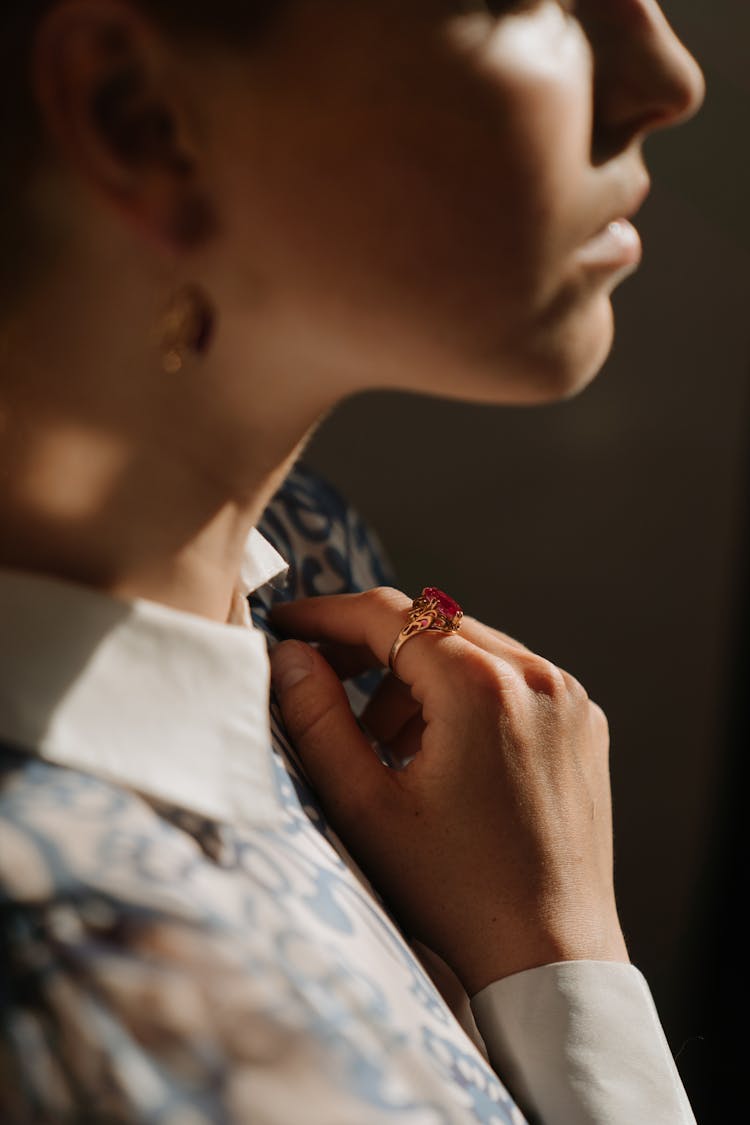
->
[{"left": 388, "top": 587, "right": 463, "bottom": 678}]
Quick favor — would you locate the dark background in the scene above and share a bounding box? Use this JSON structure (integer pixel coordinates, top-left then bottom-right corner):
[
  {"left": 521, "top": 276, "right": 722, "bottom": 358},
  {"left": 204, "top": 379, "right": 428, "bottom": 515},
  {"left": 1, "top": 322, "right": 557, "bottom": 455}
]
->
[{"left": 306, "top": 2, "right": 750, "bottom": 1117}]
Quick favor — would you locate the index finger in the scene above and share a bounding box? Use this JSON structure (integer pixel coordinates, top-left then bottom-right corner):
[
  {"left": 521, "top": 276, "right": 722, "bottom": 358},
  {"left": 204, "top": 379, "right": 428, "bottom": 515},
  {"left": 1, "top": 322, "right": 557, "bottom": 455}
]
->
[
  {"left": 269, "top": 587, "right": 471, "bottom": 691},
  {"left": 271, "top": 589, "right": 532, "bottom": 673}
]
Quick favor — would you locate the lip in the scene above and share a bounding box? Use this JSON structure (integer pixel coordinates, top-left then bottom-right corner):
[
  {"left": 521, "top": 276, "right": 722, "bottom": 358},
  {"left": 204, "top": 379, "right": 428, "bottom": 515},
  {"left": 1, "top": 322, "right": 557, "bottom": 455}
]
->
[
  {"left": 578, "top": 178, "right": 651, "bottom": 273},
  {"left": 578, "top": 218, "right": 643, "bottom": 272}
]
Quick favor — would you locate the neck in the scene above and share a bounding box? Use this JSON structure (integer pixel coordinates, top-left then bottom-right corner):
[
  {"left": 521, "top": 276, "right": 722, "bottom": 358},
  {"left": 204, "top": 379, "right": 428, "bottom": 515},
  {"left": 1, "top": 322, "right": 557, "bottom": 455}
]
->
[
  {"left": 0, "top": 411, "right": 317, "bottom": 620},
  {"left": 0, "top": 299, "right": 333, "bottom": 621},
  {"left": 0, "top": 242, "right": 341, "bottom": 620}
]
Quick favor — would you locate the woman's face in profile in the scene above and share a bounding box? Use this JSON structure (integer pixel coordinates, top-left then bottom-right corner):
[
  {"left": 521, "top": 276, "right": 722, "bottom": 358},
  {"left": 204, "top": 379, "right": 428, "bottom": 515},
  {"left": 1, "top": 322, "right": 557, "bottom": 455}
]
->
[{"left": 179, "top": 0, "right": 704, "bottom": 406}]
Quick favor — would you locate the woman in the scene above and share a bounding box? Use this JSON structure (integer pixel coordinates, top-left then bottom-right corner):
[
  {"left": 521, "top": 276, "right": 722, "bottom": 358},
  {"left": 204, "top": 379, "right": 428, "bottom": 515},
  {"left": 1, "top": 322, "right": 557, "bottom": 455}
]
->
[{"left": 0, "top": 1, "right": 704, "bottom": 1122}]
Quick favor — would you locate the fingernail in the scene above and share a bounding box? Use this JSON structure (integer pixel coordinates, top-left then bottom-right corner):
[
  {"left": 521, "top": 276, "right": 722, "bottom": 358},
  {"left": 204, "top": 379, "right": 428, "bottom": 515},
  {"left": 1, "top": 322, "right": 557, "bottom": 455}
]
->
[{"left": 270, "top": 641, "right": 313, "bottom": 694}]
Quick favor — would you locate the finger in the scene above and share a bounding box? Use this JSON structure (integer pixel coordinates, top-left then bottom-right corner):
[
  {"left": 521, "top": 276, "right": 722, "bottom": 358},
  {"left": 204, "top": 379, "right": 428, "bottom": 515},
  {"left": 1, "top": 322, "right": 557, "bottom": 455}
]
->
[
  {"left": 269, "top": 640, "right": 398, "bottom": 829},
  {"left": 442, "top": 620, "right": 586, "bottom": 702},
  {"left": 270, "top": 589, "right": 409, "bottom": 669},
  {"left": 271, "top": 592, "right": 584, "bottom": 706},
  {"left": 460, "top": 616, "right": 532, "bottom": 656},
  {"left": 361, "top": 673, "right": 420, "bottom": 744},
  {"left": 274, "top": 608, "right": 380, "bottom": 680},
  {"left": 452, "top": 617, "right": 584, "bottom": 691},
  {"left": 271, "top": 590, "right": 528, "bottom": 709},
  {"left": 460, "top": 620, "right": 588, "bottom": 698},
  {"left": 272, "top": 594, "right": 531, "bottom": 673},
  {"left": 317, "top": 640, "right": 381, "bottom": 681}
]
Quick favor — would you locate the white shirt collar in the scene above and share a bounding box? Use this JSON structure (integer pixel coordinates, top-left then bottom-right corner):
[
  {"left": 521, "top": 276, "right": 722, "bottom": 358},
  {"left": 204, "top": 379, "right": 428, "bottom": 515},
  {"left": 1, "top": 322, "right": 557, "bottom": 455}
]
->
[{"left": 0, "top": 530, "right": 289, "bottom": 827}]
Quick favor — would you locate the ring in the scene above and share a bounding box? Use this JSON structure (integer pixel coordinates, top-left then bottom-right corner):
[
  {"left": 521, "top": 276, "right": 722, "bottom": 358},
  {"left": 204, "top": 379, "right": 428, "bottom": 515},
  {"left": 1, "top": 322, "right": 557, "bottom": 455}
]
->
[{"left": 388, "top": 587, "right": 463, "bottom": 677}]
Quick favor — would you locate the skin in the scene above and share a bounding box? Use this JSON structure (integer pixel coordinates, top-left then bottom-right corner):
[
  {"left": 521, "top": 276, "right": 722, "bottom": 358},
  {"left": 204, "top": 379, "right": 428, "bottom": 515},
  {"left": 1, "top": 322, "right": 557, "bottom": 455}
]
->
[
  {"left": 0, "top": 1, "right": 704, "bottom": 985},
  {"left": 270, "top": 590, "right": 625, "bottom": 992}
]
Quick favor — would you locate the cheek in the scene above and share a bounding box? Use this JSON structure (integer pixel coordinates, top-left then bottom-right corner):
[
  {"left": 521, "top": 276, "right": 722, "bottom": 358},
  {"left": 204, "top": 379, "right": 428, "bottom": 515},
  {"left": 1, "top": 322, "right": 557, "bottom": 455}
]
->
[
  {"left": 225, "top": 96, "right": 578, "bottom": 336},
  {"left": 484, "top": 57, "right": 596, "bottom": 274},
  {"left": 213, "top": 17, "right": 604, "bottom": 401},
  {"left": 217, "top": 112, "right": 530, "bottom": 374}
]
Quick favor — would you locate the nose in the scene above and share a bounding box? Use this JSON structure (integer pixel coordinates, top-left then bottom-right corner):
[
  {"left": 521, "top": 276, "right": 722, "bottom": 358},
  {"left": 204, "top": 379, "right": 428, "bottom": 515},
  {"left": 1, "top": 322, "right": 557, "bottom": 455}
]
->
[{"left": 588, "top": 0, "right": 706, "bottom": 161}]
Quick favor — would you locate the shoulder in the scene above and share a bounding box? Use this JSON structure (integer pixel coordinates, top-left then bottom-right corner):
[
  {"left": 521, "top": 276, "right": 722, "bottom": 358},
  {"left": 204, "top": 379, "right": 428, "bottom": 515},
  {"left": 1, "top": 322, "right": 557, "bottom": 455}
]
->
[
  {"left": 0, "top": 745, "right": 210, "bottom": 915},
  {"left": 0, "top": 752, "right": 255, "bottom": 1125}
]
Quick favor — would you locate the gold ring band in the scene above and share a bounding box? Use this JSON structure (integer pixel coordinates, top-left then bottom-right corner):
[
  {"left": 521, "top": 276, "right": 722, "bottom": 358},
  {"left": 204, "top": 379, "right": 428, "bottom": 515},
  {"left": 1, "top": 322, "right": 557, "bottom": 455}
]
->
[{"left": 388, "top": 587, "right": 463, "bottom": 677}]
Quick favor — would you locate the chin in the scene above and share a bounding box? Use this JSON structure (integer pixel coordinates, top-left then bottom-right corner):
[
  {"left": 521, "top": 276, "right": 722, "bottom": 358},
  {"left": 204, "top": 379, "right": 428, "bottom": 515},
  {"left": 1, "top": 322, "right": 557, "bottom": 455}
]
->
[
  {"left": 404, "top": 293, "right": 616, "bottom": 408},
  {"left": 488, "top": 294, "right": 616, "bottom": 406}
]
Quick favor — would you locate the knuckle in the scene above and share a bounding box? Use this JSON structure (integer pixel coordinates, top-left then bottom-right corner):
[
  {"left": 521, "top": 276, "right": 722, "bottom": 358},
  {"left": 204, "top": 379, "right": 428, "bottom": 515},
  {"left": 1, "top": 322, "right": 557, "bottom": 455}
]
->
[
  {"left": 589, "top": 700, "right": 610, "bottom": 737},
  {"left": 563, "top": 670, "right": 589, "bottom": 701},
  {"left": 520, "top": 654, "right": 567, "bottom": 698},
  {"left": 460, "top": 647, "right": 516, "bottom": 700},
  {"left": 366, "top": 585, "right": 409, "bottom": 613},
  {"left": 287, "top": 690, "right": 341, "bottom": 746}
]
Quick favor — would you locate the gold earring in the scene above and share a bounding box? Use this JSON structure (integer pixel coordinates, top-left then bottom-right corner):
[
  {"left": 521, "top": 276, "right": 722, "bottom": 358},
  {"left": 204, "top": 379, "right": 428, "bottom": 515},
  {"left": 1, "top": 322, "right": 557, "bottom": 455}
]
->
[{"left": 156, "top": 284, "right": 215, "bottom": 374}]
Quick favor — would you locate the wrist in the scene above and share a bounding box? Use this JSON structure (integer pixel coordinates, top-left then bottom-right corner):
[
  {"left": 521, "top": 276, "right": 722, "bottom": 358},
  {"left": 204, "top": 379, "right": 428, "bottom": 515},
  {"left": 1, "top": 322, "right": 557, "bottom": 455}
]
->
[{"left": 449, "top": 917, "right": 630, "bottom": 997}]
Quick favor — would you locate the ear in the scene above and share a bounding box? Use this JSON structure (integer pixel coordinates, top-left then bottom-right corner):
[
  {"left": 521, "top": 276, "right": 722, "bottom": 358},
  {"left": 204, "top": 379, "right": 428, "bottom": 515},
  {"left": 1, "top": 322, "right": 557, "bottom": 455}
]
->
[{"left": 31, "top": 0, "right": 215, "bottom": 251}]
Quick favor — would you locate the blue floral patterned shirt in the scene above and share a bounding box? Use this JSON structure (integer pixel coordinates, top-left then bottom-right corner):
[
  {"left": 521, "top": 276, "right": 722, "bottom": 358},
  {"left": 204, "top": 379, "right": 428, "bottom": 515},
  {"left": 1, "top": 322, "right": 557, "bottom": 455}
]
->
[{"left": 0, "top": 464, "right": 695, "bottom": 1125}]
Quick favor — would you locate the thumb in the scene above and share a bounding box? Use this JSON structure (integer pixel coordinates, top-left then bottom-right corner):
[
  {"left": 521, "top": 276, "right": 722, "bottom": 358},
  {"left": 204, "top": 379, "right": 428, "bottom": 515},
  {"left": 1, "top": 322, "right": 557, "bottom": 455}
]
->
[{"left": 269, "top": 640, "right": 393, "bottom": 828}]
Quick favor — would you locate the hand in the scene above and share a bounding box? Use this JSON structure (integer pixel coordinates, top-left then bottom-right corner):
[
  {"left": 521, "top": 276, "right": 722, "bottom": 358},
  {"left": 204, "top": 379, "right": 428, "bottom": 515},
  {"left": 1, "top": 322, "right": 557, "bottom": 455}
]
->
[{"left": 269, "top": 588, "right": 629, "bottom": 995}]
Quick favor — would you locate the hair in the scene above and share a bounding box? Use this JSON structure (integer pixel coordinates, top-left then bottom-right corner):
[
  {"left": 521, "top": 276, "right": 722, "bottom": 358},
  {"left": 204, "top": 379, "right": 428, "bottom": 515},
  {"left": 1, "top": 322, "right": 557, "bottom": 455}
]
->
[{"left": 0, "top": 1, "right": 285, "bottom": 310}]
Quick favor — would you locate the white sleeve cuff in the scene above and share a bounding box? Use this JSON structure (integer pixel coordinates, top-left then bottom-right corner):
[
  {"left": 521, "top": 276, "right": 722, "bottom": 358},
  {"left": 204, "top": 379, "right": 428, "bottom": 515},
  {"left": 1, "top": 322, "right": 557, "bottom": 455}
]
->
[{"left": 470, "top": 960, "right": 695, "bottom": 1125}]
